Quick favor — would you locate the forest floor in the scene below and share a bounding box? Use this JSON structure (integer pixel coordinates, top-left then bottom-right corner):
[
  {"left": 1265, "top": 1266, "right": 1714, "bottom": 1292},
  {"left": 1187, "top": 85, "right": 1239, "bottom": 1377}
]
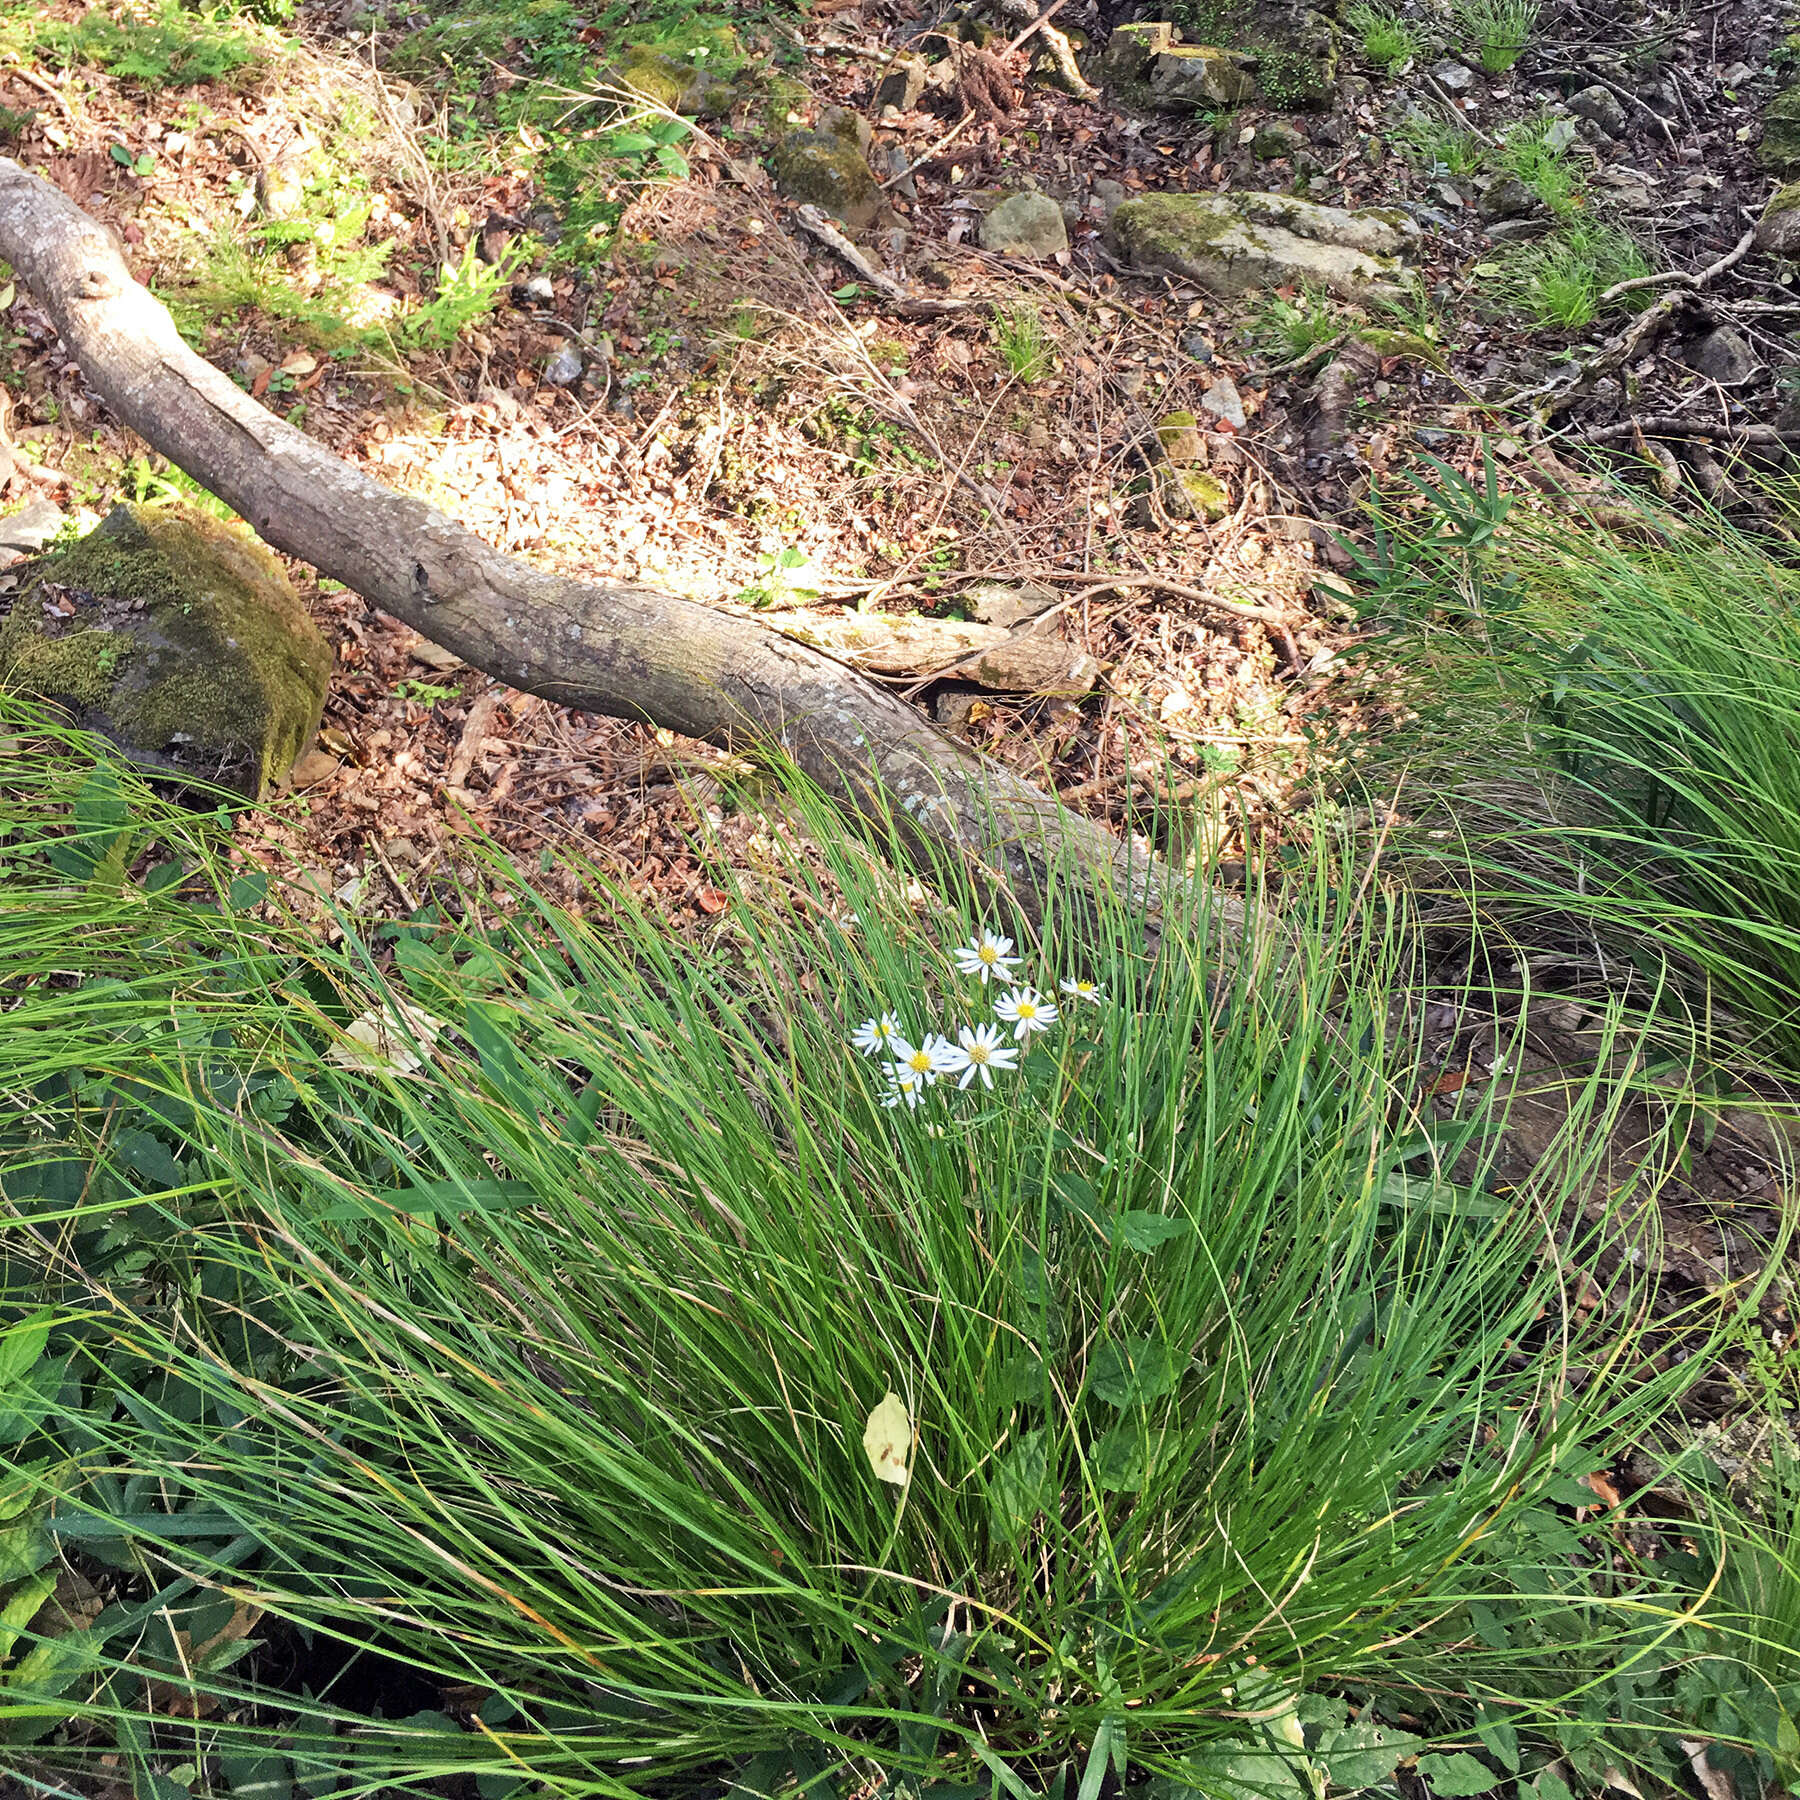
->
[{"left": 3, "top": 0, "right": 1794, "bottom": 931}]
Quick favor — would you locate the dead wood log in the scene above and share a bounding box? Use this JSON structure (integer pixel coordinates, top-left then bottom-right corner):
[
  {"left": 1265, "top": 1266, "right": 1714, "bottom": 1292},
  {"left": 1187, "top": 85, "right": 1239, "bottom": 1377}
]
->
[{"left": 0, "top": 155, "right": 1220, "bottom": 926}]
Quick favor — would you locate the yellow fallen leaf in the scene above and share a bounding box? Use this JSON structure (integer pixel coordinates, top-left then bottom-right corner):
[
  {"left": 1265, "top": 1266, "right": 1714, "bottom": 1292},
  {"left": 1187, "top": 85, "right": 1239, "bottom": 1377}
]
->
[{"left": 862, "top": 1392, "right": 912, "bottom": 1487}]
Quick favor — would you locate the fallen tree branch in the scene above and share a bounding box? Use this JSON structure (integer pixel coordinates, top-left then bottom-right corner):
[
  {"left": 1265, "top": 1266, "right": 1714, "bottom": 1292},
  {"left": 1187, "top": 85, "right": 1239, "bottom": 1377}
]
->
[
  {"left": 1583, "top": 415, "right": 1800, "bottom": 446},
  {"left": 1497, "top": 226, "right": 1758, "bottom": 416},
  {"left": 0, "top": 155, "right": 1225, "bottom": 927},
  {"left": 1598, "top": 222, "right": 1757, "bottom": 307}
]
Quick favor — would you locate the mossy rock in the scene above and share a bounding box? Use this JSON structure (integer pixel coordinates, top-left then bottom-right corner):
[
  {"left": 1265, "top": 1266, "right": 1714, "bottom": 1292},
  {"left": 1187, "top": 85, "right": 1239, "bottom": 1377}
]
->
[
  {"left": 613, "top": 45, "right": 737, "bottom": 117},
  {"left": 1155, "top": 409, "right": 1206, "bottom": 463},
  {"left": 769, "top": 130, "right": 882, "bottom": 230},
  {"left": 0, "top": 502, "right": 331, "bottom": 798},
  {"left": 1107, "top": 190, "right": 1406, "bottom": 296},
  {"left": 1762, "top": 84, "right": 1800, "bottom": 172},
  {"left": 1161, "top": 466, "right": 1230, "bottom": 521}
]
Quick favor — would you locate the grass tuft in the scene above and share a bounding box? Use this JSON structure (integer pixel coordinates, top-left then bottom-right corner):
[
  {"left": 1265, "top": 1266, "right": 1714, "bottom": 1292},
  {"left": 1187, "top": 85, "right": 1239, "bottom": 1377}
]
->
[
  {"left": 0, "top": 704, "right": 1757, "bottom": 1792},
  {"left": 1347, "top": 463, "right": 1800, "bottom": 1068},
  {"left": 1451, "top": 0, "right": 1538, "bottom": 72},
  {"left": 1343, "top": 2, "right": 1422, "bottom": 72}
]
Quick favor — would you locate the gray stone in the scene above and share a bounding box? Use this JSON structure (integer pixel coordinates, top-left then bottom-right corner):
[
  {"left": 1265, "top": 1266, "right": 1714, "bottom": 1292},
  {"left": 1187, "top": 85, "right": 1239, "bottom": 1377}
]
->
[
  {"left": 1477, "top": 174, "right": 1534, "bottom": 220},
  {"left": 1146, "top": 46, "right": 1258, "bottom": 109},
  {"left": 1484, "top": 217, "right": 1552, "bottom": 242},
  {"left": 1688, "top": 326, "right": 1758, "bottom": 386},
  {"left": 1096, "top": 21, "right": 1258, "bottom": 111},
  {"left": 544, "top": 345, "right": 583, "bottom": 386},
  {"left": 979, "top": 191, "right": 1069, "bottom": 259},
  {"left": 1253, "top": 120, "right": 1307, "bottom": 160},
  {"left": 0, "top": 503, "right": 330, "bottom": 797},
  {"left": 874, "top": 141, "right": 917, "bottom": 201},
  {"left": 963, "top": 580, "right": 1054, "bottom": 627},
  {"left": 1091, "top": 177, "right": 1128, "bottom": 218},
  {"left": 1181, "top": 330, "right": 1215, "bottom": 363},
  {"left": 1430, "top": 59, "right": 1475, "bottom": 91},
  {"left": 874, "top": 54, "right": 927, "bottom": 115},
  {"left": 1106, "top": 189, "right": 1416, "bottom": 297},
  {"left": 524, "top": 273, "right": 555, "bottom": 302},
  {"left": 1569, "top": 84, "right": 1628, "bottom": 138},
  {"left": 1201, "top": 375, "right": 1247, "bottom": 430},
  {"left": 0, "top": 497, "right": 66, "bottom": 557}
]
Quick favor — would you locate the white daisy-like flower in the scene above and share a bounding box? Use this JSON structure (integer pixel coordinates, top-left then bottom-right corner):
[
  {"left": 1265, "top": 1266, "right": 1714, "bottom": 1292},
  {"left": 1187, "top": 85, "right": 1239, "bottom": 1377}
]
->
[
  {"left": 994, "top": 987, "right": 1059, "bottom": 1042},
  {"left": 851, "top": 1013, "right": 904, "bottom": 1056},
  {"left": 1059, "top": 977, "right": 1105, "bottom": 1004},
  {"left": 953, "top": 929, "right": 1021, "bottom": 986},
  {"left": 890, "top": 1033, "right": 959, "bottom": 1090},
  {"left": 880, "top": 1066, "right": 924, "bottom": 1110},
  {"left": 945, "top": 1022, "right": 1020, "bottom": 1090}
]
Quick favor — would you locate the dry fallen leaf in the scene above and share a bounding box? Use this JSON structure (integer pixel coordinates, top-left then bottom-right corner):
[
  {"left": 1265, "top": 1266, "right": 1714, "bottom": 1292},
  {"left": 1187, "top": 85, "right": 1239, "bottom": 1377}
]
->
[
  {"left": 862, "top": 1392, "right": 912, "bottom": 1487},
  {"left": 328, "top": 1001, "right": 445, "bottom": 1076}
]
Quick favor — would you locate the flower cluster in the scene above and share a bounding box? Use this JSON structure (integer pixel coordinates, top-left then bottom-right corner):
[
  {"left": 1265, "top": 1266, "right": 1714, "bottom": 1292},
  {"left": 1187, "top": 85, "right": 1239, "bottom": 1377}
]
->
[{"left": 850, "top": 929, "right": 1104, "bottom": 1110}]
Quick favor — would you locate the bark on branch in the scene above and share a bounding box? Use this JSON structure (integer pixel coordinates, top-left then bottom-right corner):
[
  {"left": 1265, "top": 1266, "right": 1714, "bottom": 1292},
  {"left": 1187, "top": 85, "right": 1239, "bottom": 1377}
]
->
[{"left": 0, "top": 156, "right": 1231, "bottom": 927}]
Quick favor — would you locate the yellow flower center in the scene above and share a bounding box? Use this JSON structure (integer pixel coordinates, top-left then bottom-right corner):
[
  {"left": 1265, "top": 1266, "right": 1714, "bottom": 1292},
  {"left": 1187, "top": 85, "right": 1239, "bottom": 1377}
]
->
[
  {"left": 979, "top": 945, "right": 997, "bottom": 963},
  {"left": 970, "top": 1043, "right": 991, "bottom": 1062},
  {"left": 907, "top": 1050, "right": 931, "bottom": 1072},
  {"left": 1018, "top": 1002, "right": 1037, "bottom": 1019}
]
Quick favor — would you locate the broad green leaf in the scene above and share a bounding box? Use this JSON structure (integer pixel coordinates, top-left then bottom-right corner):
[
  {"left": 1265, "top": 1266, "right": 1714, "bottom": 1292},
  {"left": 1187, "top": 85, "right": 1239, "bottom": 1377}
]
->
[
  {"left": 1093, "top": 1423, "right": 1151, "bottom": 1493},
  {"left": 1089, "top": 1337, "right": 1178, "bottom": 1407},
  {"left": 1416, "top": 1752, "right": 1498, "bottom": 1797},
  {"left": 1378, "top": 1173, "right": 1506, "bottom": 1218},
  {"left": 1114, "top": 1210, "right": 1191, "bottom": 1251},
  {"left": 989, "top": 1430, "right": 1050, "bottom": 1536},
  {"left": 0, "top": 1571, "right": 55, "bottom": 1662},
  {"left": 1474, "top": 1704, "right": 1520, "bottom": 1773},
  {"left": 0, "top": 1313, "right": 50, "bottom": 1388},
  {"left": 221, "top": 1754, "right": 294, "bottom": 1800},
  {"left": 1162, "top": 1745, "right": 1313, "bottom": 1800},
  {"left": 1313, "top": 1720, "right": 1422, "bottom": 1788}
]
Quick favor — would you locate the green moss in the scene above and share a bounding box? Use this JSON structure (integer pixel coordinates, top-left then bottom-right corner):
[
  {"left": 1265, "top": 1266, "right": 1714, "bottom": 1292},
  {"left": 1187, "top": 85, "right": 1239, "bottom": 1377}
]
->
[
  {"left": 1110, "top": 193, "right": 1246, "bottom": 259},
  {"left": 1766, "top": 180, "right": 1800, "bottom": 217},
  {"left": 0, "top": 504, "right": 330, "bottom": 796},
  {"left": 1762, "top": 83, "right": 1800, "bottom": 172},
  {"left": 616, "top": 48, "right": 688, "bottom": 108},
  {"left": 1356, "top": 326, "right": 1445, "bottom": 367},
  {"left": 769, "top": 131, "right": 881, "bottom": 229}
]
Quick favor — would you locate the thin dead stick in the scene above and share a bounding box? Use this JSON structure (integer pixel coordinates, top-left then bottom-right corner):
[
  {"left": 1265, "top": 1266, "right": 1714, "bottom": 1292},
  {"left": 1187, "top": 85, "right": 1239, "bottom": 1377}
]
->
[
  {"left": 880, "top": 109, "right": 979, "bottom": 188},
  {"left": 1599, "top": 223, "right": 1757, "bottom": 306}
]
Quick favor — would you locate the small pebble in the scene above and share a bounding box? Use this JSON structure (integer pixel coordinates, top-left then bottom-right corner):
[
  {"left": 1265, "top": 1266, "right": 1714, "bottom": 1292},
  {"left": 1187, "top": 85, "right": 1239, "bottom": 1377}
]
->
[{"left": 544, "top": 345, "right": 583, "bottom": 386}]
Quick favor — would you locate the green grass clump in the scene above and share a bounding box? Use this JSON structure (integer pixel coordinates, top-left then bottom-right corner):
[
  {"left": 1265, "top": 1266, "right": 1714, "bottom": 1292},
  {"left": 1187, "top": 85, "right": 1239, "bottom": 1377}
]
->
[
  {"left": 1487, "top": 223, "right": 1649, "bottom": 328},
  {"left": 1256, "top": 286, "right": 1342, "bottom": 358},
  {"left": 1394, "top": 111, "right": 1484, "bottom": 175},
  {"left": 1348, "top": 462, "right": 1800, "bottom": 1068},
  {"left": 1343, "top": 1, "right": 1422, "bottom": 71},
  {"left": 994, "top": 300, "right": 1055, "bottom": 382},
  {"left": 1452, "top": 0, "right": 1538, "bottom": 72},
  {"left": 0, "top": 706, "right": 1751, "bottom": 1794},
  {"left": 1495, "top": 111, "right": 1586, "bottom": 217}
]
